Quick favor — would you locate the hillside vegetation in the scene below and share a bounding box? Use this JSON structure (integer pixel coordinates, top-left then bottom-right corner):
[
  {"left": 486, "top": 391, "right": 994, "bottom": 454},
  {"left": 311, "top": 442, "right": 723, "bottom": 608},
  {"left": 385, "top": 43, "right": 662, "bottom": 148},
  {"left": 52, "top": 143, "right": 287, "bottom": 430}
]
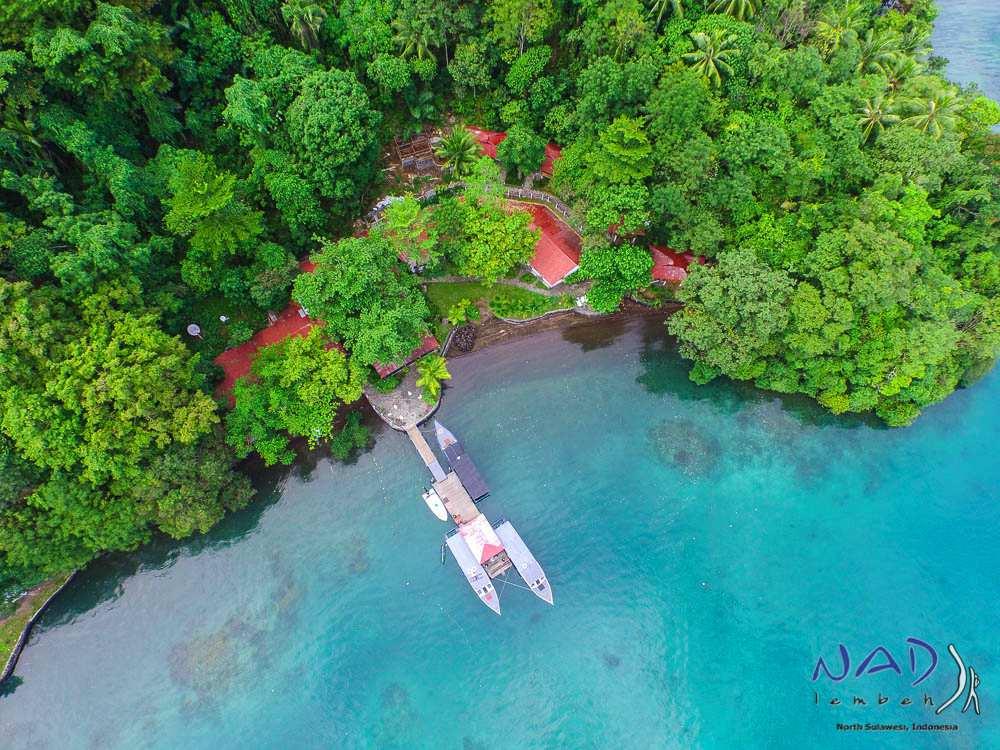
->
[{"left": 1, "top": 0, "right": 997, "bottom": 594}]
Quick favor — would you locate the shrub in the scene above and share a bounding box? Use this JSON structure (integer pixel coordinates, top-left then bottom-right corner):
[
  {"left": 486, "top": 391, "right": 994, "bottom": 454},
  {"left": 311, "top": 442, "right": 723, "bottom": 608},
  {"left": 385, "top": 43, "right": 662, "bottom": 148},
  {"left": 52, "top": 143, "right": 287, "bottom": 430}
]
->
[
  {"left": 372, "top": 369, "right": 406, "bottom": 393},
  {"left": 226, "top": 321, "right": 254, "bottom": 347},
  {"left": 490, "top": 291, "right": 551, "bottom": 319}
]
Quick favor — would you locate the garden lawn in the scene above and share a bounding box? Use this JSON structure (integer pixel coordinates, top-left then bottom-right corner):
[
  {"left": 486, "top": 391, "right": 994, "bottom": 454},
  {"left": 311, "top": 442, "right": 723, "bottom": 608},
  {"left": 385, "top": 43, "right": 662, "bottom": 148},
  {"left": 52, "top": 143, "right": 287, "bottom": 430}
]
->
[
  {"left": 1, "top": 574, "right": 73, "bottom": 672},
  {"left": 424, "top": 281, "right": 572, "bottom": 327}
]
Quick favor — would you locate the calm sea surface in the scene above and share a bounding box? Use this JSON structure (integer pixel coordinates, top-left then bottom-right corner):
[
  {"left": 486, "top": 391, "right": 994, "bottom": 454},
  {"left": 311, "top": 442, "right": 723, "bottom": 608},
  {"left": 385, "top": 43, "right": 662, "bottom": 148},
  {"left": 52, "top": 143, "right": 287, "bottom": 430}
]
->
[
  {"left": 931, "top": 0, "right": 1000, "bottom": 106},
  {"left": 2, "top": 315, "right": 998, "bottom": 749},
  {"left": 2, "top": 6, "right": 999, "bottom": 747}
]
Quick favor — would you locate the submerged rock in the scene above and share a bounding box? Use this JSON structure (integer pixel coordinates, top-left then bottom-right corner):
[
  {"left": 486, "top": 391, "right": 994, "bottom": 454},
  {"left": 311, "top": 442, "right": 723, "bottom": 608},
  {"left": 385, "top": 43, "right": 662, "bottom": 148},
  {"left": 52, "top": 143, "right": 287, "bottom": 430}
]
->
[
  {"left": 648, "top": 418, "right": 721, "bottom": 477},
  {"left": 168, "top": 615, "right": 266, "bottom": 704}
]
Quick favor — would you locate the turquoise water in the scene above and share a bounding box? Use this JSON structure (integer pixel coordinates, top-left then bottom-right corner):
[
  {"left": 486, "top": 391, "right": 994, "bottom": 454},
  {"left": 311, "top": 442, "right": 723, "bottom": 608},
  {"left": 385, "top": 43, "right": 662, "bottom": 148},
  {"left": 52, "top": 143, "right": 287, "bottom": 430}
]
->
[
  {"left": 2, "top": 314, "right": 999, "bottom": 749},
  {"left": 931, "top": 0, "right": 1000, "bottom": 106},
  {"left": 3, "top": 7, "right": 1000, "bottom": 745}
]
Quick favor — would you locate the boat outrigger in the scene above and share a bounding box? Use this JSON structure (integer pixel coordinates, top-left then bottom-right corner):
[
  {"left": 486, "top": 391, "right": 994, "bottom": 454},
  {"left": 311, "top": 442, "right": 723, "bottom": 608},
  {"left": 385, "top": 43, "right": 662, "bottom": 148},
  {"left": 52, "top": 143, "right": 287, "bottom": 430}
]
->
[{"left": 406, "top": 420, "right": 552, "bottom": 613}]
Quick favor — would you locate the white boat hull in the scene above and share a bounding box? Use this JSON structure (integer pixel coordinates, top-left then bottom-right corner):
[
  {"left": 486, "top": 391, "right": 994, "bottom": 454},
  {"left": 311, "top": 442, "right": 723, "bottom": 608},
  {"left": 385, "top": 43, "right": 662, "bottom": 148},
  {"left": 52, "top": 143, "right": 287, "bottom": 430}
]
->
[
  {"left": 421, "top": 489, "right": 448, "bottom": 522},
  {"left": 494, "top": 520, "right": 553, "bottom": 605},
  {"left": 445, "top": 533, "right": 501, "bottom": 614}
]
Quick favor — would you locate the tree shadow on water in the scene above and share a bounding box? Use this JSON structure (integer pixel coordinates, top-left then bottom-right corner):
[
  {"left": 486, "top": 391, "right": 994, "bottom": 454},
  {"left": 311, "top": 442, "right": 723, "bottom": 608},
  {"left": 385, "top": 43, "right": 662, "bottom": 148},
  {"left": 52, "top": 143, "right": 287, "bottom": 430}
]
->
[
  {"left": 21, "top": 410, "right": 383, "bottom": 636},
  {"left": 635, "top": 314, "right": 881, "bottom": 433},
  {"left": 38, "top": 458, "right": 298, "bottom": 625},
  {"left": 559, "top": 314, "right": 630, "bottom": 352},
  {"left": 0, "top": 675, "right": 23, "bottom": 699}
]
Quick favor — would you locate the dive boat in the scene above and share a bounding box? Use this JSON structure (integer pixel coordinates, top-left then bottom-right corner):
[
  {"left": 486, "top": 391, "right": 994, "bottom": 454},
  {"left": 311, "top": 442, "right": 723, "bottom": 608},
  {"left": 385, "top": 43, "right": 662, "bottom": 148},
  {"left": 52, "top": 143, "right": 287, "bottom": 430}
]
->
[
  {"left": 434, "top": 421, "right": 489, "bottom": 500},
  {"left": 445, "top": 530, "right": 501, "bottom": 614},
  {"left": 494, "top": 519, "right": 553, "bottom": 605},
  {"left": 421, "top": 488, "right": 448, "bottom": 522}
]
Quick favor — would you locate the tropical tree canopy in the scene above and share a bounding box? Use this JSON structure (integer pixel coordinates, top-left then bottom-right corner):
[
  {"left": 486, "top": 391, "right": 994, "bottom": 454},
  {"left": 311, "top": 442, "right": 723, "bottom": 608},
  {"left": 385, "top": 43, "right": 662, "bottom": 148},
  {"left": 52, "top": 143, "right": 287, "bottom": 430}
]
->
[{"left": 0, "top": 0, "right": 997, "bottom": 595}]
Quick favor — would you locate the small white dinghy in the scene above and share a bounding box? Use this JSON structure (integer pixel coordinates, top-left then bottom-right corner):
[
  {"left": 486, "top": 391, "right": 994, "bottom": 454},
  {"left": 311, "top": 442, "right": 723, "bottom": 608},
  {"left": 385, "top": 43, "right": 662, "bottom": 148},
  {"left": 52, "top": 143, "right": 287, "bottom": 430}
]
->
[{"left": 421, "top": 488, "right": 448, "bottom": 522}]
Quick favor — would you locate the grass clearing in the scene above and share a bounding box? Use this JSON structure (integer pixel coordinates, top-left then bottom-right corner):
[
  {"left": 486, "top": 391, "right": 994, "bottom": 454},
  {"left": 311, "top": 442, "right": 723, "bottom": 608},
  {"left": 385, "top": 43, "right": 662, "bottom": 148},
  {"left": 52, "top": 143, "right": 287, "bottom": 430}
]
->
[
  {"left": 424, "top": 281, "right": 572, "bottom": 326},
  {"left": 1, "top": 574, "right": 73, "bottom": 671},
  {"left": 176, "top": 296, "right": 269, "bottom": 362}
]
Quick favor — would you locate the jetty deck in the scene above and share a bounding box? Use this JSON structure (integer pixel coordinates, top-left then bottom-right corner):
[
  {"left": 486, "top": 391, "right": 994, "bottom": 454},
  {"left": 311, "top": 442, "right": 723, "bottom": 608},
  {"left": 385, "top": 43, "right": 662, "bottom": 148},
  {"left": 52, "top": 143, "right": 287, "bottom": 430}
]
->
[
  {"left": 406, "top": 426, "right": 446, "bottom": 482},
  {"left": 432, "top": 472, "right": 478, "bottom": 524},
  {"left": 383, "top": 414, "right": 551, "bottom": 613}
]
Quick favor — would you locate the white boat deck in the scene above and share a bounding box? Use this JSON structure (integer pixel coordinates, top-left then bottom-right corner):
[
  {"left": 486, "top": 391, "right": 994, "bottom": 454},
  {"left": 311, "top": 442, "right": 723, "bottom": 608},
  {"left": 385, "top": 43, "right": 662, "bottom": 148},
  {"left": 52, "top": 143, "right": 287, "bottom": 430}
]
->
[
  {"left": 494, "top": 521, "right": 553, "bottom": 605},
  {"left": 445, "top": 533, "right": 501, "bottom": 615}
]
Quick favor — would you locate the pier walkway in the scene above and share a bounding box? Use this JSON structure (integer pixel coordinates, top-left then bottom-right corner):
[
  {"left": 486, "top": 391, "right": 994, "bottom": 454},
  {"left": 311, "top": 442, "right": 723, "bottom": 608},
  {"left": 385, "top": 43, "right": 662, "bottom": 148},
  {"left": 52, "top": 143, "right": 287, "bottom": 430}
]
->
[{"left": 405, "top": 426, "right": 446, "bottom": 482}]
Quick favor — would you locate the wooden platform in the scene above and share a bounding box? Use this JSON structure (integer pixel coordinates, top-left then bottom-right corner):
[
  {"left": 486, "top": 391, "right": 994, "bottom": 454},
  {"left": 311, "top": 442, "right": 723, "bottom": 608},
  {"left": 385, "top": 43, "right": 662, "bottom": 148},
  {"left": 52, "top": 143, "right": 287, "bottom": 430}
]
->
[{"left": 432, "top": 472, "right": 478, "bottom": 524}]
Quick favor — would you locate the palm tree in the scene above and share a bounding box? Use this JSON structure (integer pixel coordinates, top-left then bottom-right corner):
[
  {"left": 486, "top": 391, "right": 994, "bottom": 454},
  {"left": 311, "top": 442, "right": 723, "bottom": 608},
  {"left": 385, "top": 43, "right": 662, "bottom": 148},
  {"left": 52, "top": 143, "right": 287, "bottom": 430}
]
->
[
  {"left": 857, "top": 95, "right": 900, "bottom": 143},
  {"left": 857, "top": 29, "right": 902, "bottom": 74},
  {"left": 899, "top": 88, "right": 964, "bottom": 139},
  {"left": 682, "top": 30, "right": 737, "bottom": 88},
  {"left": 647, "top": 0, "right": 683, "bottom": 30},
  {"left": 812, "top": 1, "right": 862, "bottom": 58},
  {"left": 281, "top": 0, "right": 327, "bottom": 51},
  {"left": 707, "top": 0, "right": 758, "bottom": 21},
  {"left": 435, "top": 127, "right": 480, "bottom": 178},
  {"left": 877, "top": 55, "right": 922, "bottom": 91},
  {"left": 898, "top": 29, "right": 931, "bottom": 59},
  {"left": 393, "top": 13, "right": 435, "bottom": 61},
  {"left": 416, "top": 354, "right": 451, "bottom": 403}
]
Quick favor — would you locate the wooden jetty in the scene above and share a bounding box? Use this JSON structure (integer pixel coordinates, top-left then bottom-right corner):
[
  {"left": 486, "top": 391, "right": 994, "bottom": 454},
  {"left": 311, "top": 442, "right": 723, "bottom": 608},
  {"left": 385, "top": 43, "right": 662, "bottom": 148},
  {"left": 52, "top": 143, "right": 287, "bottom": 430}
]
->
[
  {"left": 401, "top": 419, "right": 551, "bottom": 613},
  {"left": 435, "top": 421, "right": 489, "bottom": 500},
  {"left": 431, "top": 472, "right": 477, "bottom": 524},
  {"left": 432, "top": 473, "right": 512, "bottom": 581},
  {"left": 406, "top": 425, "right": 446, "bottom": 482}
]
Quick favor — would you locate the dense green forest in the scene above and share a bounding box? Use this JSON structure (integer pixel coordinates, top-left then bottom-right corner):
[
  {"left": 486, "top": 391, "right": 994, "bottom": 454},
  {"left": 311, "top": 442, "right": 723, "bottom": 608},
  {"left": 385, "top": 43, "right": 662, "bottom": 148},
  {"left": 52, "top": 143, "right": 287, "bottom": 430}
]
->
[{"left": 1, "top": 0, "right": 997, "bottom": 597}]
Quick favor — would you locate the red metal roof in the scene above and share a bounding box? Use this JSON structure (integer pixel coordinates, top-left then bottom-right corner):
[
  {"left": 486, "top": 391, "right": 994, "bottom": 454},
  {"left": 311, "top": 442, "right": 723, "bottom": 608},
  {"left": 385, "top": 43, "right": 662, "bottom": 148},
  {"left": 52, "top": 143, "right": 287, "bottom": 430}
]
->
[
  {"left": 467, "top": 126, "right": 561, "bottom": 176},
  {"left": 479, "top": 543, "right": 504, "bottom": 564},
  {"left": 511, "top": 201, "right": 581, "bottom": 287},
  {"left": 467, "top": 127, "right": 507, "bottom": 160},
  {"left": 372, "top": 333, "right": 440, "bottom": 379},
  {"left": 215, "top": 255, "right": 432, "bottom": 395},
  {"left": 649, "top": 244, "right": 705, "bottom": 284}
]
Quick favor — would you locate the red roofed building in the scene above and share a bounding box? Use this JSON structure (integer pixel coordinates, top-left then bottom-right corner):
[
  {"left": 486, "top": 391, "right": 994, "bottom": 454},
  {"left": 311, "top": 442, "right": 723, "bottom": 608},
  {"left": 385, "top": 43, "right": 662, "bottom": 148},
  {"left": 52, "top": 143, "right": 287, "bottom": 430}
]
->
[
  {"left": 214, "top": 301, "right": 320, "bottom": 398},
  {"left": 649, "top": 244, "right": 706, "bottom": 285},
  {"left": 372, "top": 333, "right": 440, "bottom": 379},
  {"left": 467, "top": 127, "right": 507, "bottom": 159},
  {"left": 216, "top": 254, "right": 436, "bottom": 395},
  {"left": 467, "top": 126, "right": 562, "bottom": 177},
  {"left": 512, "top": 201, "right": 581, "bottom": 287}
]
